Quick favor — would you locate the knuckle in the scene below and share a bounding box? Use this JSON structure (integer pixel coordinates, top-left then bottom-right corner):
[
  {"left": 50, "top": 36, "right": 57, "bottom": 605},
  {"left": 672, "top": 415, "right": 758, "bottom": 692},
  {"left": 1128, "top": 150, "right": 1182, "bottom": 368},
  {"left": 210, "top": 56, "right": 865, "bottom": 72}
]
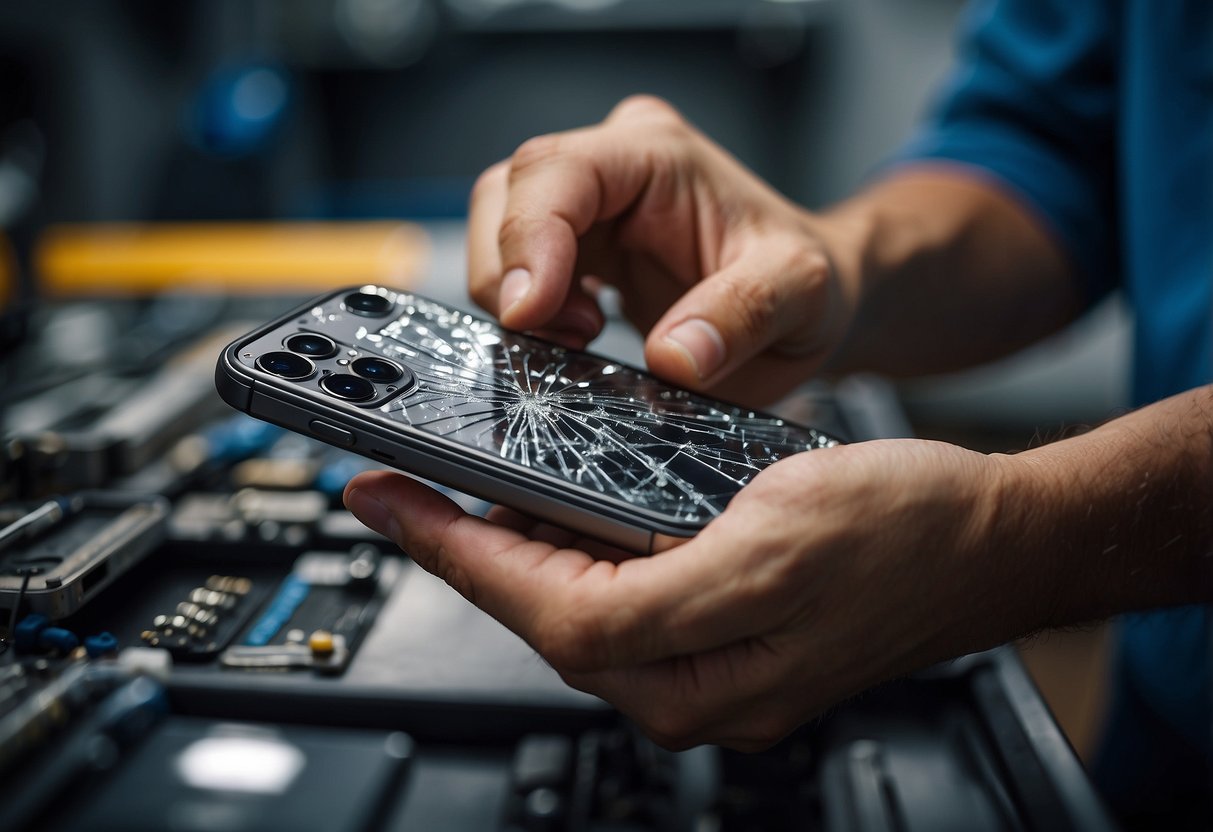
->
[
  {"left": 511, "top": 133, "right": 564, "bottom": 173},
  {"left": 789, "top": 243, "right": 832, "bottom": 290},
  {"left": 496, "top": 210, "right": 537, "bottom": 255},
  {"left": 719, "top": 273, "right": 780, "bottom": 341},
  {"left": 801, "top": 248, "right": 831, "bottom": 282}
]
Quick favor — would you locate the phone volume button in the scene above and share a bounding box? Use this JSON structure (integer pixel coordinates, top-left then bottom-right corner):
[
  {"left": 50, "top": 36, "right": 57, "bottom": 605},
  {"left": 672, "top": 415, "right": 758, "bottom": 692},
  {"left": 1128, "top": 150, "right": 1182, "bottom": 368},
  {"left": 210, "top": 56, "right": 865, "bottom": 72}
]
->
[{"left": 309, "top": 420, "right": 356, "bottom": 447}]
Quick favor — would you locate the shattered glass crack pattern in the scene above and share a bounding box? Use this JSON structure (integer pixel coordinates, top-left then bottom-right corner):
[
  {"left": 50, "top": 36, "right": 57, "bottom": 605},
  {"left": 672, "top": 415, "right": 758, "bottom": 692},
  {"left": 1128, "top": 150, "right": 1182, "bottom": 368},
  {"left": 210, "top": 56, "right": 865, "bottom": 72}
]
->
[{"left": 362, "top": 294, "right": 839, "bottom": 524}]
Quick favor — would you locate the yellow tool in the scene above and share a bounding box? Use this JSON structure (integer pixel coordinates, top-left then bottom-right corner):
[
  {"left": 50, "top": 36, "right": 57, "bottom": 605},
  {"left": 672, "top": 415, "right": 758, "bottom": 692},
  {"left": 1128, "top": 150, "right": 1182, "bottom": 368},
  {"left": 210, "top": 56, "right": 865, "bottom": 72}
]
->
[{"left": 35, "top": 221, "right": 429, "bottom": 296}]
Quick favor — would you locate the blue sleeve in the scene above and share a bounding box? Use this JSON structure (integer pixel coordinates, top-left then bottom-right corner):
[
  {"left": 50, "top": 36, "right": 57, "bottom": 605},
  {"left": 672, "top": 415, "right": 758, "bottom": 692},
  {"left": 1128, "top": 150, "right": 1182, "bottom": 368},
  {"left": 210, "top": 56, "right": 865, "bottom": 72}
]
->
[{"left": 894, "top": 0, "right": 1120, "bottom": 302}]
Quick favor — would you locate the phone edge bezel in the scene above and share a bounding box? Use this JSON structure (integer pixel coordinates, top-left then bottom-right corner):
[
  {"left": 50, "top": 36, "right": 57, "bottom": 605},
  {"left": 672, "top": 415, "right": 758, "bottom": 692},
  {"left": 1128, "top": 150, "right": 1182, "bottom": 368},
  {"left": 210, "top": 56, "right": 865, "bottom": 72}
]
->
[{"left": 215, "top": 286, "right": 839, "bottom": 540}]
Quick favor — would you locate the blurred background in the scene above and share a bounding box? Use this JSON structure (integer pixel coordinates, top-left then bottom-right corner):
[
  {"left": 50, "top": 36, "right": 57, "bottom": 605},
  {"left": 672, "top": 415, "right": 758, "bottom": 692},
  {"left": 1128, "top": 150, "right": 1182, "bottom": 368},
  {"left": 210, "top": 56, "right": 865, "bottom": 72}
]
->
[
  {"left": 0, "top": 0, "right": 1123, "bottom": 761},
  {"left": 0, "top": 0, "right": 1129, "bottom": 437}
]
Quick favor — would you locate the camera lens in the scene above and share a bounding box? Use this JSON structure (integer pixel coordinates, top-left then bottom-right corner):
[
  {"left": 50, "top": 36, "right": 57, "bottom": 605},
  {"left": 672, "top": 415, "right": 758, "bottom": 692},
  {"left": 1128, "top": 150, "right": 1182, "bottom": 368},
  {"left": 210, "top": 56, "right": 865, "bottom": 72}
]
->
[
  {"left": 284, "top": 332, "right": 338, "bottom": 358},
  {"left": 351, "top": 356, "right": 403, "bottom": 383},
  {"left": 320, "top": 373, "right": 376, "bottom": 402},
  {"left": 256, "top": 351, "right": 315, "bottom": 380},
  {"left": 343, "top": 292, "right": 393, "bottom": 317}
]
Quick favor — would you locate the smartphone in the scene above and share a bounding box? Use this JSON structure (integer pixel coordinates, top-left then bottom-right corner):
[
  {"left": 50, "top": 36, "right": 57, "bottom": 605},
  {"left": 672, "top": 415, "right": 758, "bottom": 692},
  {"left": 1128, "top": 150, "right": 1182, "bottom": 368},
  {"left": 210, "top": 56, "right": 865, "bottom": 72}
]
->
[
  {"left": 215, "top": 286, "right": 842, "bottom": 552},
  {"left": 0, "top": 492, "right": 169, "bottom": 619}
]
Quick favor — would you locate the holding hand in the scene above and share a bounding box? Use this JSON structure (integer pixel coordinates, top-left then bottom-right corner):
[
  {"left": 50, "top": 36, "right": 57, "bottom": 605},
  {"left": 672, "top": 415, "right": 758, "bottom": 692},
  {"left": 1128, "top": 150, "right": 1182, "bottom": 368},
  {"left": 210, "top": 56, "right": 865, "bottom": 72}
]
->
[{"left": 345, "top": 440, "right": 1037, "bottom": 750}]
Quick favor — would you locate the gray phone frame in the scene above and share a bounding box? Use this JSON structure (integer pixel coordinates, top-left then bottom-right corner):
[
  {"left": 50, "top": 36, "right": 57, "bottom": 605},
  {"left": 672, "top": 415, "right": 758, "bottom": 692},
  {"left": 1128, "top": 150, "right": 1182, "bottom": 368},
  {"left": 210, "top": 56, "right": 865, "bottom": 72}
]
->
[{"left": 216, "top": 286, "right": 841, "bottom": 553}]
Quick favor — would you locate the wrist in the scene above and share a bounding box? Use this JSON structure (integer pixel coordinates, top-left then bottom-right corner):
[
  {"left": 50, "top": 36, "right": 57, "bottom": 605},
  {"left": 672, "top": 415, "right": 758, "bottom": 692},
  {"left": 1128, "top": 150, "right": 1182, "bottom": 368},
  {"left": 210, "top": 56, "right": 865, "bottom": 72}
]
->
[
  {"left": 811, "top": 167, "right": 1079, "bottom": 376},
  {"left": 999, "top": 389, "right": 1213, "bottom": 625},
  {"left": 987, "top": 447, "right": 1085, "bottom": 631}
]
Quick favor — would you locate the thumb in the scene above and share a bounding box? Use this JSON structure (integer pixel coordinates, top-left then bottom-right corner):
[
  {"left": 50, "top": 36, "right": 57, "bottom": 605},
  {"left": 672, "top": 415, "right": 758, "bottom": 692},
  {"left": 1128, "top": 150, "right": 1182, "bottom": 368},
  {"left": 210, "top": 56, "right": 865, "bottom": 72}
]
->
[{"left": 644, "top": 235, "right": 839, "bottom": 388}]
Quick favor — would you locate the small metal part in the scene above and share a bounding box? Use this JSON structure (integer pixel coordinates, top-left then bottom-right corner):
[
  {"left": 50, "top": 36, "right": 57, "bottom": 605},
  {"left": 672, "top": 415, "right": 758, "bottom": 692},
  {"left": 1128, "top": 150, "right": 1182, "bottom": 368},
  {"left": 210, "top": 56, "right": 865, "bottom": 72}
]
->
[
  {"left": 220, "top": 634, "right": 348, "bottom": 673},
  {"left": 293, "top": 552, "right": 353, "bottom": 586},
  {"left": 282, "top": 525, "right": 308, "bottom": 547},
  {"left": 176, "top": 602, "right": 218, "bottom": 628},
  {"left": 285, "top": 628, "right": 306, "bottom": 644},
  {"left": 220, "top": 643, "right": 313, "bottom": 669},
  {"left": 140, "top": 630, "right": 159, "bottom": 646},
  {"left": 152, "top": 614, "right": 169, "bottom": 629},
  {"left": 0, "top": 496, "right": 75, "bottom": 556},
  {"left": 188, "top": 588, "right": 236, "bottom": 609},
  {"left": 348, "top": 543, "right": 381, "bottom": 583},
  {"left": 257, "top": 520, "right": 282, "bottom": 542},
  {"left": 205, "top": 575, "right": 252, "bottom": 596},
  {"left": 308, "top": 630, "right": 334, "bottom": 657},
  {"left": 232, "top": 489, "right": 327, "bottom": 526},
  {"left": 230, "top": 458, "right": 319, "bottom": 491}
]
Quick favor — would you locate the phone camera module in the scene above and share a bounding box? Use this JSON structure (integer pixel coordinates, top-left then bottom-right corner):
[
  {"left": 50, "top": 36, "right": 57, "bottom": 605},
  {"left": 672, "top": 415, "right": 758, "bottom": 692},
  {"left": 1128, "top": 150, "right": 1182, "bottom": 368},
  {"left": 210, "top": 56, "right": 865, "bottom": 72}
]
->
[
  {"left": 320, "top": 373, "right": 377, "bottom": 402},
  {"left": 350, "top": 356, "right": 404, "bottom": 383},
  {"left": 343, "top": 292, "right": 393, "bottom": 317},
  {"left": 256, "top": 351, "right": 315, "bottom": 380},
  {"left": 284, "top": 333, "right": 338, "bottom": 358}
]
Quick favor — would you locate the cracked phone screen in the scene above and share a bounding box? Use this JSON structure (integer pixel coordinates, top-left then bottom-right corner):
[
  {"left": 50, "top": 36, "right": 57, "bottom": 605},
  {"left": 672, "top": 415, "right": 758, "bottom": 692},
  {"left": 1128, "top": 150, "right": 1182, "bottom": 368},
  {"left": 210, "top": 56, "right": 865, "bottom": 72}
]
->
[{"left": 359, "top": 295, "right": 839, "bottom": 524}]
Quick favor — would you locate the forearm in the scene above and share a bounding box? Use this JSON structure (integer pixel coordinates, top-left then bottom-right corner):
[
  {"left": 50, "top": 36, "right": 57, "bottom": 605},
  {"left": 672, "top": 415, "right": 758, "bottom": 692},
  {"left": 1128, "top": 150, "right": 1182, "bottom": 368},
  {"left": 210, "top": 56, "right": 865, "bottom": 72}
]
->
[
  {"left": 816, "top": 166, "right": 1083, "bottom": 377},
  {"left": 1000, "top": 385, "right": 1213, "bottom": 628}
]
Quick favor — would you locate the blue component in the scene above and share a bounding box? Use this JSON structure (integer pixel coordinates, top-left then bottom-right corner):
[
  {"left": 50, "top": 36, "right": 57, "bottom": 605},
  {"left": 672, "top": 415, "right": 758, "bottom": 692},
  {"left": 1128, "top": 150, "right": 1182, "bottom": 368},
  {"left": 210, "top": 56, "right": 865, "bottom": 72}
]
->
[
  {"left": 14, "top": 613, "right": 49, "bottom": 653},
  {"left": 84, "top": 632, "right": 119, "bottom": 658},
  {"left": 39, "top": 627, "right": 79, "bottom": 653},
  {"left": 314, "top": 455, "right": 378, "bottom": 498},
  {"left": 94, "top": 677, "right": 169, "bottom": 746},
  {"left": 189, "top": 63, "right": 292, "bottom": 158},
  {"left": 243, "top": 574, "right": 310, "bottom": 647},
  {"left": 204, "top": 415, "right": 284, "bottom": 462}
]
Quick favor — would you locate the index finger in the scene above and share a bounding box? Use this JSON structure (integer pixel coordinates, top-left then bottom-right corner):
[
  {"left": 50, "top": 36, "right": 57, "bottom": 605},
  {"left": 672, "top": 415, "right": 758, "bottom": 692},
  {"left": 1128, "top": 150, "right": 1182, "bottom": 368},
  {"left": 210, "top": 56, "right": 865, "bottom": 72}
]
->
[
  {"left": 467, "top": 160, "right": 605, "bottom": 345},
  {"left": 491, "top": 98, "right": 682, "bottom": 331}
]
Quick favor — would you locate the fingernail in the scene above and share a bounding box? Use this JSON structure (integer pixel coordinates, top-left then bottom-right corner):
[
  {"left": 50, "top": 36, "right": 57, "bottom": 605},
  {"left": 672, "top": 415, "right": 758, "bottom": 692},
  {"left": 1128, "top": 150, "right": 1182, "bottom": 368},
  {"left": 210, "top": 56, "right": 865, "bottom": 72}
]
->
[
  {"left": 664, "top": 318, "right": 726, "bottom": 380},
  {"left": 345, "top": 488, "right": 400, "bottom": 543},
  {"left": 499, "top": 268, "right": 532, "bottom": 319}
]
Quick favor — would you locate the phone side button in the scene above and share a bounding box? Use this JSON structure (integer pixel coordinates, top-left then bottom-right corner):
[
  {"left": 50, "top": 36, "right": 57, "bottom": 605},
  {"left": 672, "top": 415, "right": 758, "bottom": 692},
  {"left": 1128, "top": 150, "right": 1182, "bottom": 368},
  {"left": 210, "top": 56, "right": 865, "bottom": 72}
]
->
[{"left": 309, "top": 419, "right": 356, "bottom": 447}]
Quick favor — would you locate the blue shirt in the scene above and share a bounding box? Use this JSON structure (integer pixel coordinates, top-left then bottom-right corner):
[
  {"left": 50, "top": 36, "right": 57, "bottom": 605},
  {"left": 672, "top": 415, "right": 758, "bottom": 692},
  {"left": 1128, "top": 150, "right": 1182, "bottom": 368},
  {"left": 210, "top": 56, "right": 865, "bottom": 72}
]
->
[{"left": 897, "top": 0, "right": 1212, "bottom": 764}]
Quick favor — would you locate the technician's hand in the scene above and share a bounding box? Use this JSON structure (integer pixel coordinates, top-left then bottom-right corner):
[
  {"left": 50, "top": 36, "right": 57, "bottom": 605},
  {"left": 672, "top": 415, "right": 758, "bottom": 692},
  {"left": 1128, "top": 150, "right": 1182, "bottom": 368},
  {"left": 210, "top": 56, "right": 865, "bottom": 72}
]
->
[
  {"left": 344, "top": 440, "right": 1042, "bottom": 750},
  {"left": 468, "top": 95, "right": 860, "bottom": 404}
]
